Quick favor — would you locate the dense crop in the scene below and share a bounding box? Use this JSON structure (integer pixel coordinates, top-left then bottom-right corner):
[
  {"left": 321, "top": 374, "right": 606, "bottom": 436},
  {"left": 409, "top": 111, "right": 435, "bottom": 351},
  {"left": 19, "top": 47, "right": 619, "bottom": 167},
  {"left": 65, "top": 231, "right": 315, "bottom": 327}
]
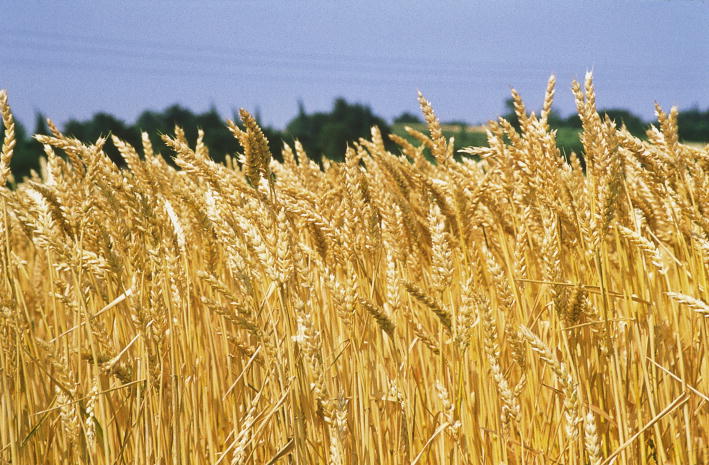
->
[{"left": 0, "top": 74, "right": 706, "bottom": 464}]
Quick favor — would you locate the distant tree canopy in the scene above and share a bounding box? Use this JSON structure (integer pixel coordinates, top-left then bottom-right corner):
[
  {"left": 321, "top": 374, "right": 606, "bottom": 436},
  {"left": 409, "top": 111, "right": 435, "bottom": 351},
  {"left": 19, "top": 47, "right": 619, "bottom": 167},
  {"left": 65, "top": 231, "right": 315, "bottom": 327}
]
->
[
  {"left": 600, "top": 109, "right": 647, "bottom": 135},
  {"left": 285, "top": 98, "right": 392, "bottom": 161},
  {"left": 562, "top": 109, "right": 646, "bottom": 136},
  {"left": 393, "top": 111, "right": 422, "bottom": 124},
  {"left": 677, "top": 106, "right": 709, "bottom": 141},
  {"left": 61, "top": 105, "right": 241, "bottom": 167},
  {"left": 502, "top": 98, "right": 650, "bottom": 137},
  {"left": 497, "top": 98, "right": 709, "bottom": 158},
  {"left": 1, "top": 97, "right": 707, "bottom": 182},
  {"left": 65, "top": 112, "right": 139, "bottom": 166}
]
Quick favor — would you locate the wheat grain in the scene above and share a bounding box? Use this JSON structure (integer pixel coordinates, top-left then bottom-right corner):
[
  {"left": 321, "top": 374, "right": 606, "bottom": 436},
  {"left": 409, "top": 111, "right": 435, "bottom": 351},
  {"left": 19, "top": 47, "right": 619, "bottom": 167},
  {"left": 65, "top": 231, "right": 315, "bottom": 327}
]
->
[{"left": 1, "top": 78, "right": 705, "bottom": 464}]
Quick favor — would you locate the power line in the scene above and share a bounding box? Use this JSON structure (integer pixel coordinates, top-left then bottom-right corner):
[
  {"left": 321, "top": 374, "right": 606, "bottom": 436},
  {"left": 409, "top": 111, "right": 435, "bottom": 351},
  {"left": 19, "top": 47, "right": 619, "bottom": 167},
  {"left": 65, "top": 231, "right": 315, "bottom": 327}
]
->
[
  {"left": 2, "top": 34, "right": 703, "bottom": 90},
  {"left": 2, "top": 27, "right": 692, "bottom": 78},
  {"left": 0, "top": 32, "right": 552, "bottom": 78},
  {"left": 1, "top": 53, "right": 552, "bottom": 88},
  {"left": 2, "top": 28, "right": 523, "bottom": 70}
]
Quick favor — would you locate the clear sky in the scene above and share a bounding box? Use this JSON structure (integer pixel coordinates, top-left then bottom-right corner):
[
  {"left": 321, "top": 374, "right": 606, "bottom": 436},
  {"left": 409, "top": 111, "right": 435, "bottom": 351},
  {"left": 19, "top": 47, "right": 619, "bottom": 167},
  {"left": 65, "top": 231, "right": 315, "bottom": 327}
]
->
[{"left": 1, "top": 1, "right": 707, "bottom": 131}]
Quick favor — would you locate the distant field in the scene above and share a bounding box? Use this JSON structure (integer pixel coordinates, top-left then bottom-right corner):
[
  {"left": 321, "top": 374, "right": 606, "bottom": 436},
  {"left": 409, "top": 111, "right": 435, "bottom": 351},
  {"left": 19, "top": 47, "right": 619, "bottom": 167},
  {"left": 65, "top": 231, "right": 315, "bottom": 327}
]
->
[
  {"left": 395, "top": 122, "right": 707, "bottom": 160},
  {"left": 393, "top": 122, "right": 588, "bottom": 161}
]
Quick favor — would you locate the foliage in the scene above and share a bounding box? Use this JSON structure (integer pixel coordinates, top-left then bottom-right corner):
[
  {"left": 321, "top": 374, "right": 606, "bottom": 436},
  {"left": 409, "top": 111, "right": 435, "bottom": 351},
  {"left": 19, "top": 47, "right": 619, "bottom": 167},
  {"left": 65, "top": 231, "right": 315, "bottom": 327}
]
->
[
  {"left": 677, "top": 106, "right": 709, "bottom": 141},
  {"left": 392, "top": 122, "right": 488, "bottom": 161},
  {"left": 285, "top": 98, "right": 393, "bottom": 161},
  {"left": 393, "top": 111, "right": 422, "bottom": 124},
  {"left": 3, "top": 93, "right": 708, "bottom": 183}
]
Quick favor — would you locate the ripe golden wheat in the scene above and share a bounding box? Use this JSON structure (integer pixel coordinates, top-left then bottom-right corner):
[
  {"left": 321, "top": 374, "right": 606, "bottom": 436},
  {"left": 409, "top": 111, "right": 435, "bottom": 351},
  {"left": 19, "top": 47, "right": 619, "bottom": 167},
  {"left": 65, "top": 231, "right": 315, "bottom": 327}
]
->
[{"left": 0, "top": 74, "right": 707, "bottom": 464}]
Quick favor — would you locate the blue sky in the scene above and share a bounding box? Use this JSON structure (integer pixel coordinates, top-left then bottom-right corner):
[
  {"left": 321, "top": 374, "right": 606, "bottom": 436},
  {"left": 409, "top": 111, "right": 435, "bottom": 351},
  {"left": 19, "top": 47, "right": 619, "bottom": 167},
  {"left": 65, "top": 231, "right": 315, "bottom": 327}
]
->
[{"left": 1, "top": 1, "right": 707, "bottom": 130}]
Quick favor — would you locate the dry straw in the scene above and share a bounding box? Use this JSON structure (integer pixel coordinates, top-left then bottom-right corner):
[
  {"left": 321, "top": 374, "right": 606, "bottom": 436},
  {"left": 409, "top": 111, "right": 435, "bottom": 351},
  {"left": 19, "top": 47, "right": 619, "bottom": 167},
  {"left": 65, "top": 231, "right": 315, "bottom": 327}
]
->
[{"left": 0, "top": 75, "right": 706, "bottom": 464}]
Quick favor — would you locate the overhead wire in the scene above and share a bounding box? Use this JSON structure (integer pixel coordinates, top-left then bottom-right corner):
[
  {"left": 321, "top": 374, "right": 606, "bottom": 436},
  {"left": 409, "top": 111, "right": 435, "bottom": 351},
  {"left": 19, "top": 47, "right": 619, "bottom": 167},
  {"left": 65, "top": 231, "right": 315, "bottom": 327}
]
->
[{"left": 2, "top": 28, "right": 700, "bottom": 85}]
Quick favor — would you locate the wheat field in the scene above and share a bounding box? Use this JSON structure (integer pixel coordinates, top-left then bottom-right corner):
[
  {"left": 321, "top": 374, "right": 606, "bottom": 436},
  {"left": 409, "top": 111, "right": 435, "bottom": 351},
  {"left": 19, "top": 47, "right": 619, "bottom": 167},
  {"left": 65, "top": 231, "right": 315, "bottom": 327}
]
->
[{"left": 0, "top": 74, "right": 707, "bottom": 464}]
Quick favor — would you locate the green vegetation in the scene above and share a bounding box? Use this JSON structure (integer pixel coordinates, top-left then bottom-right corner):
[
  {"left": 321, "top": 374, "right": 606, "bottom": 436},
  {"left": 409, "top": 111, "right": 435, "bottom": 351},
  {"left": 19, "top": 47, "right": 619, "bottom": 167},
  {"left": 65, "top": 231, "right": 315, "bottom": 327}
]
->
[
  {"left": 391, "top": 122, "right": 488, "bottom": 162},
  {"left": 1, "top": 96, "right": 707, "bottom": 181},
  {"left": 285, "top": 98, "right": 393, "bottom": 160}
]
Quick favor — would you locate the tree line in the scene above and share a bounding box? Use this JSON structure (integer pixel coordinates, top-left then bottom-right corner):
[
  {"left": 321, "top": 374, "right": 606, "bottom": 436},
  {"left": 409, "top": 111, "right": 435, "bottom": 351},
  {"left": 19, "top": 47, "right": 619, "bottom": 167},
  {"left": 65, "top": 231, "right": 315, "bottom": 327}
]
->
[{"left": 2, "top": 97, "right": 707, "bottom": 180}]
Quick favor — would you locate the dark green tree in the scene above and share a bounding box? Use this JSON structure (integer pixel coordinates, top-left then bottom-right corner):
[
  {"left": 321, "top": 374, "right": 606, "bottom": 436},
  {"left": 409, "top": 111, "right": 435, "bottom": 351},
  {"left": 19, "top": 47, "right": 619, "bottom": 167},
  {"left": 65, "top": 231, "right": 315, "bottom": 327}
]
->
[
  {"left": 2, "top": 98, "right": 706, "bottom": 184},
  {"left": 677, "top": 106, "right": 709, "bottom": 141},
  {"left": 502, "top": 97, "right": 520, "bottom": 129},
  {"left": 136, "top": 105, "right": 282, "bottom": 164},
  {"left": 601, "top": 109, "right": 646, "bottom": 136},
  {"left": 393, "top": 111, "right": 422, "bottom": 124},
  {"left": 285, "top": 98, "right": 392, "bottom": 161},
  {"left": 502, "top": 98, "right": 565, "bottom": 129},
  {"left": 64, "top": 112, "right": 139, "bottom": 166}
]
